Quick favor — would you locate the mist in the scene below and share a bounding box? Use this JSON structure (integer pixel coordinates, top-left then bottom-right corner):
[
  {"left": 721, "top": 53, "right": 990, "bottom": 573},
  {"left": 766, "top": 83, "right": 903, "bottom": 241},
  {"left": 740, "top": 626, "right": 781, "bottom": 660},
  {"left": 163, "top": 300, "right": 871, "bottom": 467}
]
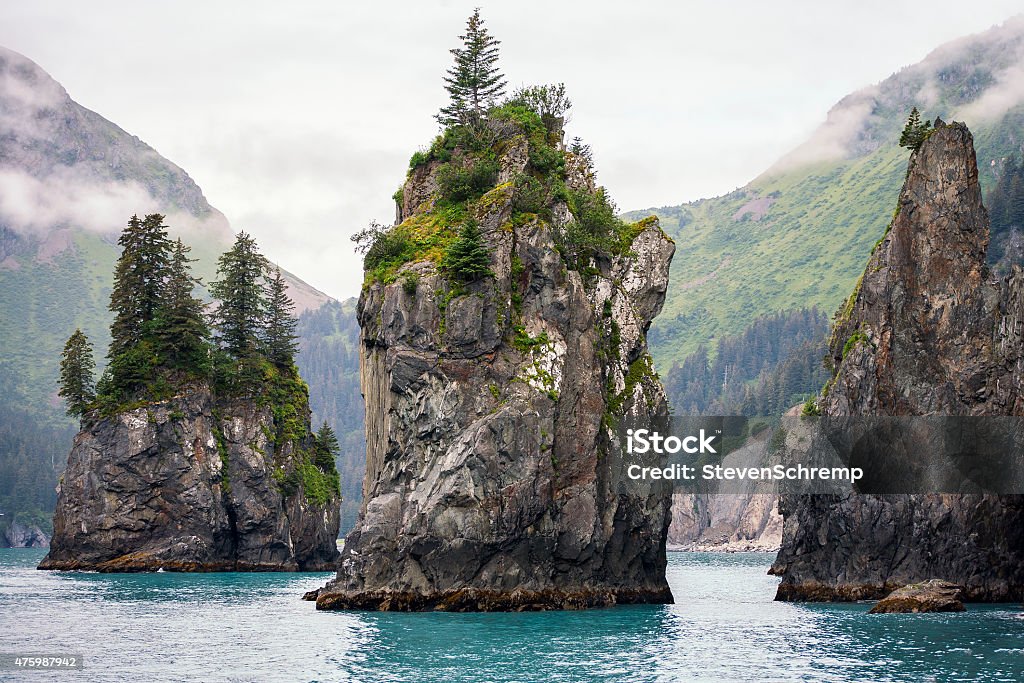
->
[{"left": 1, "top": 2, "right": 1023, "bottom": 300}]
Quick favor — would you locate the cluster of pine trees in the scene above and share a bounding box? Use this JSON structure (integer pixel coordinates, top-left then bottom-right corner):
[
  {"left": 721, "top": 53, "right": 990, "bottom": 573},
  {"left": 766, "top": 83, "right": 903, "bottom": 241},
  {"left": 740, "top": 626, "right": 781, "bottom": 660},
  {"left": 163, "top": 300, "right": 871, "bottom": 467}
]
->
[
  {"left": 60, "top": 214, "right": 299, "bottom": 416},
  {"left": 662, "top": 308, "right": 830, "bottom": 416}
]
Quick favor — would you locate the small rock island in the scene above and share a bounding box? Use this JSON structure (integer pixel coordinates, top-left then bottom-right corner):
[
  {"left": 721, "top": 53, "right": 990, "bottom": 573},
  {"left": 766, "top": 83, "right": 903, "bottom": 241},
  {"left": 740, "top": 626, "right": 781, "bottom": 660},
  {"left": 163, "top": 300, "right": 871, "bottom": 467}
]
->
[
  {"left": 40, "top": 218, "right": 341, "bottom": 572},
  {"left": 772, "top": 121, "right": 1024, "bottom": 601},
  {"left": 311, "top": 17, "right": 676, "bottom": 610}
]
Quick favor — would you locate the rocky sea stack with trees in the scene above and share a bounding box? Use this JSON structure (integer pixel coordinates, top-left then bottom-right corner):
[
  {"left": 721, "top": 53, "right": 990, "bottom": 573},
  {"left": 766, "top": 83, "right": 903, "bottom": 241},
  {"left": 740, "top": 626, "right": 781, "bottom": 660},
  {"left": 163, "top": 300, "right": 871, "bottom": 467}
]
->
[
  {"left": 39, "top": 215, "right": 341, "bottom": 572},
  {"left": 311, "top": 10, "right": 675, "bottom": 611},
  {"left": 771, "top": 119, "right": 1024, "bottom": 601}
]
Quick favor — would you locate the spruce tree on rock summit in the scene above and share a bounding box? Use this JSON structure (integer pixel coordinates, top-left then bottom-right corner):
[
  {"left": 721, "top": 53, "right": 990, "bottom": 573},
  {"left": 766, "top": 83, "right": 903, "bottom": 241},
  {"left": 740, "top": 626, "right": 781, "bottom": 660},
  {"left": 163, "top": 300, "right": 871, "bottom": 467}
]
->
[
  {"left": 263, "top": 265, "right": 300, "bottom": 369},
  {"left": 59, "top": 329, "right": 95, "bottom": 420},
  {"left": 108, "top": 213, "right": 173, "bottom": 360},
  {"left": 437, "top": 8, "right": 507, "bottom": 126},
  {"left": 156, "top": 239, "right": 211, "bottom": 374},
  {"left": 104, "top": 213, "right": 174, "bottom": 396},
  {"left": 210, "top": 231, "right": 269, "bottom": 361},
  {"left": 899, "top": 107, "right": 933, "bottom": 152}
]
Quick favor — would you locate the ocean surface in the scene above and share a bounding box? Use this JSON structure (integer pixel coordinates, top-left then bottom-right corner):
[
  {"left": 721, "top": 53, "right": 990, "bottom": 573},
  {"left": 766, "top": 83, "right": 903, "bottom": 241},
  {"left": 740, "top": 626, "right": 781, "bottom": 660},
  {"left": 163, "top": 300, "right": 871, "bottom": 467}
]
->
[{"left": 1, "top": 549, "right": 1022, "bottom": 682}]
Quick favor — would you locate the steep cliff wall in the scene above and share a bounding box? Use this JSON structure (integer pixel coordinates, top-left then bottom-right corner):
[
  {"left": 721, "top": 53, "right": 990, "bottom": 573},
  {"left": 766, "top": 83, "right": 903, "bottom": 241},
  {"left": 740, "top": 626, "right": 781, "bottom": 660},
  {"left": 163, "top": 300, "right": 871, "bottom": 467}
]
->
[
  {"left": 669, "top": 431, "right": 782, "bottom": 551},
  {"left": 39, "top": 386, "right": 340, "bottom": 571},
  {"left": 771, "top": 121, "right": 1024, "bottom": 601},
  {"left": 314, "top": 114, "right": 675, "bottom": 610}
]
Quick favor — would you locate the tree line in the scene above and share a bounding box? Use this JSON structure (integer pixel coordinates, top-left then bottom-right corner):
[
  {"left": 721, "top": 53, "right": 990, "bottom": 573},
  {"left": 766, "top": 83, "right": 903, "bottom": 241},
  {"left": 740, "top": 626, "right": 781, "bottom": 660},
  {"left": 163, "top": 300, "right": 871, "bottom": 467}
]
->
[
  {"left": 987, "top": 155, "right": 1024, "bottom": 275},
  {"left": 60, "top": 214, "right": 301, "bottom": 418},
  {"left": 662, "top": 308, "right": 830, "bottom": 416}
]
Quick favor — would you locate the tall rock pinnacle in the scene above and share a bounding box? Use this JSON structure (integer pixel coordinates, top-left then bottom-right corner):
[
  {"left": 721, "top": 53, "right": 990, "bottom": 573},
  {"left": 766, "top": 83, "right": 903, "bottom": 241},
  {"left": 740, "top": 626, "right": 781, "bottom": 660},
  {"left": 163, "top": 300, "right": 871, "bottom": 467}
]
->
[
  {"left": 772, "top": 121, "right": 1024, "bottom": 601},
  {"left": 312, "top": 111, "right": 675, "bottom": 611}
]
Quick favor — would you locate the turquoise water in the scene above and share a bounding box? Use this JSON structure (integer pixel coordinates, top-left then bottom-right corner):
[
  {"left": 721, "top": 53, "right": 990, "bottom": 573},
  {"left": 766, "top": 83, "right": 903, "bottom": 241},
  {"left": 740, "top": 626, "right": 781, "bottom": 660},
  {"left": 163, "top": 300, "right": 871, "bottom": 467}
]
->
[{"left": 1, "top": 549, "right": 1022, "bottom": 682}]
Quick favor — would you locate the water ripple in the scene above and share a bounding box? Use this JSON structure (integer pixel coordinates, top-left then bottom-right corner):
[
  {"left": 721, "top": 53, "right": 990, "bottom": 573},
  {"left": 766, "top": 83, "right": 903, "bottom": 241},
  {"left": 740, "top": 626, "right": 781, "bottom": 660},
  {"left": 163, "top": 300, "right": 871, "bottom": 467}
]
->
[{"left": 2, "top": 549, "right": 1022, "bottom": 682}]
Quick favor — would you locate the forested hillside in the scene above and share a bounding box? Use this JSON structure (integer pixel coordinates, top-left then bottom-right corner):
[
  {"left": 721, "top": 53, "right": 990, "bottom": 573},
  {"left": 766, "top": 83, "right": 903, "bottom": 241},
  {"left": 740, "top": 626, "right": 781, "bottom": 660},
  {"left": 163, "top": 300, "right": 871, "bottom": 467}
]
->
[
  {"left": 295, "top": 299, "right": 363, "bottom": 531},
  {"left": 632, "top": 18, "right": 1024, "bottom": 372},
  {"left": 661, "top": 308, "right": 830, "bottom": 416}
]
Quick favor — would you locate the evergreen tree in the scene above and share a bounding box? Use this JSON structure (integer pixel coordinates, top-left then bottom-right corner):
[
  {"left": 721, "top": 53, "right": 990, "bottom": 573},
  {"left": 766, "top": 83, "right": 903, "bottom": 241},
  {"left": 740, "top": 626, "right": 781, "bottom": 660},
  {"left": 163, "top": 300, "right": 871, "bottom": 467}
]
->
[
  {"left": 313, "top": 421, "right": 340, "bottom": 472},
  {"left": 210, "top": 232, "right": 269, "bottom": 360},
  {"left": 108, "top": 214, "right": 173, "bottom": 359},
  {"left": 437, "top": 8, "right": 507, "bottom": 126},
  {"left": 155, "top": 239, "right": 211, "bottom": 373},
  {"left": 442, "top": 220, "right": 492, "bottom": 281},
  {"left": 899, "top": 107, "right": 932, "bottom": 151},
  {"left": 263, "top": 266, "right": 299, "bottom": 369},
  {"left": 59, "top": 329, "right": 95, "bottom": 419}
]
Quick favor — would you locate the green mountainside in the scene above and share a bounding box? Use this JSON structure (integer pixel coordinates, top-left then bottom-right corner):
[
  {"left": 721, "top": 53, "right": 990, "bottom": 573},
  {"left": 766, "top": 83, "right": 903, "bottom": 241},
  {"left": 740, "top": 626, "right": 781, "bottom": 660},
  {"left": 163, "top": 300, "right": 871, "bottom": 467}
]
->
[
  {"left": 630, "top": 17, "right": 1024, "bottom": 376},
  {"left": 295, "top": 299, "right": 363, "bottom": 531}
]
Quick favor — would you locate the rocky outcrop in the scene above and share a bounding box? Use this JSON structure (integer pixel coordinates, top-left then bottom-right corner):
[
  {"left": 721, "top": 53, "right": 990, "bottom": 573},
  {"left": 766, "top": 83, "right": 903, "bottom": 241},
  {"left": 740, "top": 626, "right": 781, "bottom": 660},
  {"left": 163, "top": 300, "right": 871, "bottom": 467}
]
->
[
  {"left": 670, "top": 493, "right": 781, "bottom": 552},
  {"left": 0, "top": 519, "right": 50, "bottom": 548},
  {"left": 868, "top": 579, "right": 965, "bottom": 614},
  {"left": 669, "top": 433, "right": 782, "bottom": 551},
  {"left": 313, "top": 117, "right": 675, "bottom": 611},
  {"left": 772, "top": 121, "right": 1024, "bottom": 601},
  {"left": 39, "top": 386, "right": 340, "bottom": 572}
]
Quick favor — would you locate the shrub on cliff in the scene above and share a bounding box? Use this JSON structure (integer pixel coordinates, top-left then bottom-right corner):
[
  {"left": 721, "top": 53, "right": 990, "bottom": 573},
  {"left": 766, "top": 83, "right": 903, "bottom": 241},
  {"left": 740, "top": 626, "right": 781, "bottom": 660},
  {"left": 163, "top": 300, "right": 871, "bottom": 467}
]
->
[{"left": 437, "top": 157, "right": 500, "bottom": 203}]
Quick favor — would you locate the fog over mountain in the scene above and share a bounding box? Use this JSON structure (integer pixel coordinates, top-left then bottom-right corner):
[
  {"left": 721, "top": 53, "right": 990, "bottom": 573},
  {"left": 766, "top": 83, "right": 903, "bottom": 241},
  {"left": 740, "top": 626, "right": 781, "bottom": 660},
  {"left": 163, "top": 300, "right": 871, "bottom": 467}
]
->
[{"left": 2, "top": 2, "right": 1021, "bottom": 299}]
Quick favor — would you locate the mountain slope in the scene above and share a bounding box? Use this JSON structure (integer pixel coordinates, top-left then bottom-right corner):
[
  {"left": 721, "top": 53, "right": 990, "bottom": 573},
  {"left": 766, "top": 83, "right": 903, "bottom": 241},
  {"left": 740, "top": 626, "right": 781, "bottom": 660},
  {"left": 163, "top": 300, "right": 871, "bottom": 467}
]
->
[{"left": 632, "top": 16, "right": 1024, "bottom": 372}]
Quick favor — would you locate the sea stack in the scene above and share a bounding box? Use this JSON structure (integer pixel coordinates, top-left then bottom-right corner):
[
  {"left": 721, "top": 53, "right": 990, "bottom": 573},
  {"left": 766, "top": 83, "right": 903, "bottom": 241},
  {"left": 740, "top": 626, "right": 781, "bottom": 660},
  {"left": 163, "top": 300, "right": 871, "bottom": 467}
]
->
[
  {"left": 313, "top": 106, "right": 675, "bottom": 610},
  {"left": 39, "top": 385, "right": 341, "bottom": 571},
  {"left": 771, "top": 121, "right": 1024, "bottom": 601}
]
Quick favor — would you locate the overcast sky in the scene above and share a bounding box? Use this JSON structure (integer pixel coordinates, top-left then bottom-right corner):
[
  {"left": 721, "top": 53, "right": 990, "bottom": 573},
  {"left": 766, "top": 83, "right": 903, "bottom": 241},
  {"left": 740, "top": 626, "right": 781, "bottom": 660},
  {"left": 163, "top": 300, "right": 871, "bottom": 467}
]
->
[{"left": 1, "top": 1, "right": 1022, "bottom": 299}]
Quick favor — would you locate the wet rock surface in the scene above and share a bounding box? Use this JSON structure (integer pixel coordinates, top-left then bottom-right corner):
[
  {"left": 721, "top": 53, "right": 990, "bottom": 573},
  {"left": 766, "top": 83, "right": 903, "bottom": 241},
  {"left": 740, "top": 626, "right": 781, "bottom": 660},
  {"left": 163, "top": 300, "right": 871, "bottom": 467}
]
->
[
  {"left": 772, "top": 122, "right": 1024, "bottom": 602},
  {"left": 39, "top": 387, "right": 339, "bottom": 572},
  {"left": 868, "top": 579, "right": 966, "bottom": 614}
]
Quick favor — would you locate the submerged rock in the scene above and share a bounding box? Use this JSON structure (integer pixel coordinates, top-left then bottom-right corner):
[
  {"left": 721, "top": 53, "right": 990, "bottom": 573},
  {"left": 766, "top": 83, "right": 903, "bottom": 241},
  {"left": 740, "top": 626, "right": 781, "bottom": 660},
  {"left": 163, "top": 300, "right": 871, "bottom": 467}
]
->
[
  {"left": 314, "top": 115, "right": 675, "bottom": 611},
  {"left": 39, "top": 386, "right": 340, "bottom": 572},
  {"left": 868, "top": 580, "right": 966, "bottom": 614},
  {"left": 772, "top": 121, "right": 1024, "bottom": 602}
]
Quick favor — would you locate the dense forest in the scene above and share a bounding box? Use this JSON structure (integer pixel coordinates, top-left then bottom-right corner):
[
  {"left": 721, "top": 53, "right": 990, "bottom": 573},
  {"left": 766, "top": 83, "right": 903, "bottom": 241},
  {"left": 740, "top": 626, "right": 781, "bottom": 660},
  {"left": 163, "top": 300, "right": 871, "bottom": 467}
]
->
[
  {"left": 0, "top": 364, "right": 72, "bottom": 533},
  {"left": 295, "top": 300, "right": 363, "bottom": 531},
  {"left": 988, "top": 155, "right": 1024, "bottom": 275},
  {"left": 661, "top": 308, "right": 830, "bottom": 416}
]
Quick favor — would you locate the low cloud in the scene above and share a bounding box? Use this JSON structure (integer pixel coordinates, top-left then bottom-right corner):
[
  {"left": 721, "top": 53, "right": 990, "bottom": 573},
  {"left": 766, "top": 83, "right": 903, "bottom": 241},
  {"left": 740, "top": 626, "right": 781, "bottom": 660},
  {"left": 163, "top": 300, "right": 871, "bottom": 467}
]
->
[
  {"left": 0, "top": 167, "right": 156, "bottom": 237},
  {"left": 767, "top": 15, "right": 1024, "bottom": 175}
]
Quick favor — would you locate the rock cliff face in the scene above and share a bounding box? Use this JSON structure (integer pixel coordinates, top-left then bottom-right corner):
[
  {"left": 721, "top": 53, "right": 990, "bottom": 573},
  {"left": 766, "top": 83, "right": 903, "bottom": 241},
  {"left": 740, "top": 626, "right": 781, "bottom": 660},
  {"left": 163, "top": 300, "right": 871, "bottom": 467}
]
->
[
  {"left": 39, "top": 387, "right": 340, "bottom": 571},
  {"left": 670, "top": 493, "right": 781, "bottom": 551},
  {"left": 669, "top": 433, "right": 782, "bottom": 551},
  {"left": 0, "top": 519, "right": 50, "bottom": 548},
  {"left": 314, "top": 116, "right": 675, "bottom": 611},
  {"left": 771, "top": 121, "right": 1024, "bottom": 601}
]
